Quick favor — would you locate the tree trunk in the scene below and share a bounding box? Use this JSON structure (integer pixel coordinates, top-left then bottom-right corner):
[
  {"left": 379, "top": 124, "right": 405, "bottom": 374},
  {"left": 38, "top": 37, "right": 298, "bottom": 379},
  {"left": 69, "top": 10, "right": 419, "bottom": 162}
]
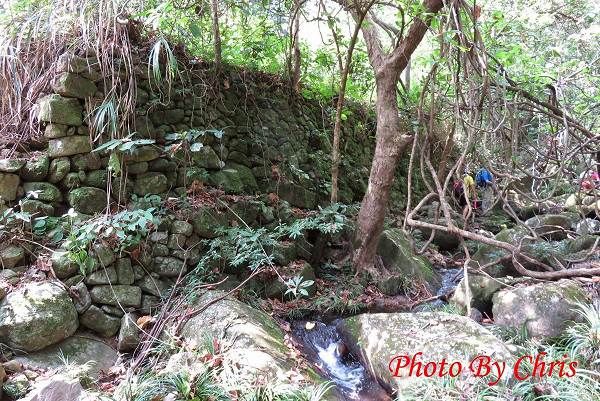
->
[
  {"left": 330, "top": 5, "right": 372, "bottom": 203},
  {"left": 352, "top": 0, "right": 444, "bottom": 273},
  {"left": 291, "top": 1, "right": 301, "bottom": 92},
  {"left": 211, "top": 0, "right": 222, "bottom": 75},
  {"left": 353, "top": 72, "right": 414, "bottom": 273}
]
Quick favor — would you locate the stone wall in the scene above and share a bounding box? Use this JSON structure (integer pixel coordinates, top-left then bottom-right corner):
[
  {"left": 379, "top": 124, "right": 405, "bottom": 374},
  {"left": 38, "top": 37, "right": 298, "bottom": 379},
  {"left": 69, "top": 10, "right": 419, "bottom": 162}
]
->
[{"left": 0, "top": 52, "right": 378, "bottom": 353}]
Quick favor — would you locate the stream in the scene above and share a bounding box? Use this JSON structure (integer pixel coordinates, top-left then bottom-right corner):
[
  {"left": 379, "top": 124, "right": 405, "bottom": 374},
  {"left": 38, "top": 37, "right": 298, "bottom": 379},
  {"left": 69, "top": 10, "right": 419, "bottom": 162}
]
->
[{"left": 292, "top": 267, "right": 462, "bottom": 401}]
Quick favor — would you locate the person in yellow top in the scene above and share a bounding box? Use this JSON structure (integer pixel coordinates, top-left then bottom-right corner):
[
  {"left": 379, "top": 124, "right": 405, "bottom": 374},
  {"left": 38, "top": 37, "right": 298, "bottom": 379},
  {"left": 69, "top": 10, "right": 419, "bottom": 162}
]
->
[
  {"left": 463, "top": 174, "right": 476, "bottom": 204},
  {"left": 462, "top": 173, "right": 476, "bottom": 225}
]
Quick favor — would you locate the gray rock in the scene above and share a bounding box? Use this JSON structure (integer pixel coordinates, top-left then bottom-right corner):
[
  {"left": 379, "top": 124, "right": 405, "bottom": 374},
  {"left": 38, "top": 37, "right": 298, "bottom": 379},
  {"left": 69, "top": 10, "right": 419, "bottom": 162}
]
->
[
  {"left": 84, "top": 170, "right": 108, "bottom": 188},
  {"left": 51, "top": 72, "right": 97, "bottom": 99},
  {"left": 340, "top": 312, "right": 512, "bottom": 392},
  {"left": 20, "top": 155, "right": 49, "bottom": 181},
  {"left": 124, "top": 145, "right": 160, "bottom": 163},
  {"left": 375, "top": 229, "right": 437, "bottom": 295},
  {"left": 19, "top": 199, "right": 54, "bottom": 217},
  {"left": 525, "top": 213, "right": 576, "bottom": 241},
  {"left": 0, "top": 159, "right": 25, "bottom": 173},
  {"left": 575, "top": 218, "right": 600, "bottom": 235},
  {"left": 167, "top": 233, "right": 187, "bottom": 250},
  {"left": 117, "top": 313, "right": 140, "bottom": 352},
  {"left": 48, "top": 157, "right": 71, "bottom": 183},
  {"left": 71, "top": 153, "right": 101, "bottom": 171},
  {"left": 2, "top": 372, "right": 30, "bottom": 399},
  {"left": 171, "top": 220, "right": 193, "bottom": 236},
  {"left": 492, "top": 280, "right": 590, "bottom": 338},
  {"left": 0, "top": 281, "right": 78, "bottom": 352},
  {"left": 92, "top": 242, "right": 116, "bottom": 267},
  {"left": 84, "top": 267, "right": 117, "bottom": 285},
  {"left": 37, "top": 94, "right": 83, "bottom": 126},
  {"left": 180, "top": 291, "right": 330, "bottom": 393},
  {"left": 127, "top": 161, "right": 148, "bottom": 175},
  {"left": 23, "top": 182, "right": 62, "bottom": 203},
  {"left": 152, "top": 244, "right": 169, "bottom": 257},
  {"left": 153, "top": 256, "right": 187, "bottom": 277},
  {"left": 79, "top": 305, "right": 121, "bottom": 337},
  {"left": 191, "top": 207, "right": 229, "bottom": 238},
  {"left": 132, "top": 265, "right": 146, "bottom": 280},
  {"left": 116, "top": 258, "right": 134, "bottom": 285},
  {"left": 133, "top": 172, "right": 168, "bottom": 195},
  {"left": 148, "top": 231, "right": 168, "bottom": 244},
  {"left": 20, "top": 374, "right": 91, "bottom": 401},
  {"left": 101, "top": 305, "right": 125, "bottom": 317},
  {"left": 44, "top": 123, "right": 69, "bottom": 139},
  {"left": 51, "top": 251, "right": 79, "bottom": 279},
  {"left": 0, "top": 173, "right": 20, "bottom": 201},
  {"left": 68, "top": 187, "right": 106, "bottom": 214},
  {"left": 89, "top": 285, "right": 142, "bottom": 307},
  {"left": 0, "top": 245, "right": 25, "bottom": 269},
  {"left": 139, "top": 295, "right": 160, "bottom": 315},
  {"left": 136, "top": 275, "right": 171, "bottom": 297},
  {"left": 192, "top": 146, "right": 222, "bottom": 169},
  {"left": 48, "top": 136, "right": 92, "bottom": 158},
  {"left": 71, "top": 282, "right": 92, "bottom": 314},
  {"left": 13, "top": 334, "right": 117, "bottom": 378}
]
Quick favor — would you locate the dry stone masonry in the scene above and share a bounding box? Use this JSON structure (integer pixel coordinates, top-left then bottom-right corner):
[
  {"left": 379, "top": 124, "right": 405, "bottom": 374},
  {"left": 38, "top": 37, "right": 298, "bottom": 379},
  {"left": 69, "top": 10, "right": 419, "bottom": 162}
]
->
[{"left": 0, "top": 51, "right": 375, "bottom": 356}]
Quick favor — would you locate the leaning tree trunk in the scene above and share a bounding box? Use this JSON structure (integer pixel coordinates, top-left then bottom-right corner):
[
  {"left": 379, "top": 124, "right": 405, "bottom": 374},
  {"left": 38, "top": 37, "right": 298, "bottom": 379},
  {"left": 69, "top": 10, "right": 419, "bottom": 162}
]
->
[
  {"left": 353, "top": 71, "right": 414, "bottom": 273},
  {"left": 351, "top": 0, "right": 444, "bottom": 273}
]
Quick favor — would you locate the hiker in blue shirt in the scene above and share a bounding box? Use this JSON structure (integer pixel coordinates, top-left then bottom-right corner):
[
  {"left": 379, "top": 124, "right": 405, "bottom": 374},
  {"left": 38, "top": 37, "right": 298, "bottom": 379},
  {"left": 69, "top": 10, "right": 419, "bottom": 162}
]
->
[
  {"left": 476, "top": 168, "right": 493, "bottom": 188},
  {"left": 476, "top": 168, "right": 494, "bottom": 211}
]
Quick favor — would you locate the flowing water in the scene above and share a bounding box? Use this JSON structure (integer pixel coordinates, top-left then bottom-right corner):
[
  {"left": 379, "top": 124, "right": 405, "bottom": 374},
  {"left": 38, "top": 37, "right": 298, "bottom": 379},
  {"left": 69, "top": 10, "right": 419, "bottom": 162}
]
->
[
  {"left": 292, "top": 320, "right": 391, "bottom": 401},
  {"left": 292, "top": 267, "right": 462, "bottom": 400}
]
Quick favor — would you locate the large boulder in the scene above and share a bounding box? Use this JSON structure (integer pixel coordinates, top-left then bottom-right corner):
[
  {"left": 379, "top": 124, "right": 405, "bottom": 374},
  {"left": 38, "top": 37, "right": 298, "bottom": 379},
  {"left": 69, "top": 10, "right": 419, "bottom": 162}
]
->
[
  {"left": 37, "top": 94, "right": 83, "bottom": 126},
  {"left": 51, "top": 72, "right": 97, "bottom": 99},
  {"left": 468, "top": 227, "right": 528, "bottom": 277},
  {"left": 68, "top": 187, "right": 107, "bottom": 214},
  {"left": 492, "top": 280, "right": 590, "bottom": 338},
  {"left": 375, "top": 229, "right": 436, "bottom": 295},
  {"left": 13, "top": 334, "right": 117, "bottom": 377},
  {"left": 0, "top": 281, "right": 78, "bottom": 352},
  {"left": 48, "top": 136, "right": 92, "bottom": 157},
  {"left": 340, "top": 312, "right": 512, "bottom": 392},
  {"left": 525, "top": 213, "right": 577, "bottom": 241},
  {"left": 179, "top": 290, "right": 330, "bottom": 394}
]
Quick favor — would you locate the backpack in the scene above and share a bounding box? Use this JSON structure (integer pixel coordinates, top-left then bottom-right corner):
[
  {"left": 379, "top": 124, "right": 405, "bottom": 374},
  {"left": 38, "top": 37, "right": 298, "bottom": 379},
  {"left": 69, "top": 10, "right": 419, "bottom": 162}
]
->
[{"left": 476, "top": 169, "right": 493, "bottom": 187}]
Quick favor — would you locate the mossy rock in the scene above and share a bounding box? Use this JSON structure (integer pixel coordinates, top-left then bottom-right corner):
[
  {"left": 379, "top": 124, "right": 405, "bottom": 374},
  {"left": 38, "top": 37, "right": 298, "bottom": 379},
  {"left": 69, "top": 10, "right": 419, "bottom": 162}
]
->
[
  {"left": 0, "top": 281, "right": 79, "bottom": 352},
  {"left": 20, "top": 155, "right": 49, "bottom": 181},
  {"left": 180, "top": 290, "right": 333, "bottom": 396},
  {"left": 190, "top": 207, "right": 230, "bottom": 238},
  {"left": 13, "top": 334, "right": 117, "bottom": 378},
  {"left": 48, "top": 136, "right": 91, "bottom": 157},
  {"left": 84, "top": 169, "right": 108, "bottom": 188},
  {"left": 19, "top": 199, "right": 54, "bottom": 216},
  {"left": 340, "top": 312, "right": 512, "bottom": 393},
  {"left": 51, "top": 72, "right": 97, "bottom": 99},
  {"left": 376, "top": 229, "right": 436, "bottom": 295},
  {"left": 0, "top": 173, "right": 20, "bottom": 201},
  {"left": 492, "top": 280, "right": 590, "bottom": 338},
  {"left": 134, "top": 172, "right": 168, "bottom": 195},
  {"left": 68, "top": 186, "right": 107, "bottom": 214},
  {"left": 22, "top": 182, "right": 62, "bottom": 203},
  {"left": 37, "top": 94, "right": 83, "bottom": 126},
  {"left": 48, "top": 157, "right": 71, "bottom": 183}
]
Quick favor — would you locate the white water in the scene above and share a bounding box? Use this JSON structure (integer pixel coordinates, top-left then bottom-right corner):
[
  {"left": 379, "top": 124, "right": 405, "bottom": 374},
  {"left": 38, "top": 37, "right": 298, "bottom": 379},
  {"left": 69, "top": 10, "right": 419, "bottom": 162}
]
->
[{"left": 314, "top": 341, "right": 365, "bottom": 398}]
